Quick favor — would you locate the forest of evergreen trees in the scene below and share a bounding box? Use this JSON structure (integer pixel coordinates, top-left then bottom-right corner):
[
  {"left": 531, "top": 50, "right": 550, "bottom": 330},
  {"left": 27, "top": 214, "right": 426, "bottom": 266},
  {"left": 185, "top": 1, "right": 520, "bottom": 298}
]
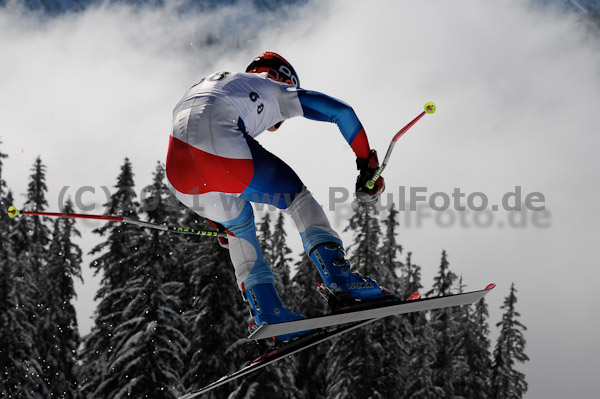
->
[{"left": 0, "top": 144, "right": 529, "bottom": 398}]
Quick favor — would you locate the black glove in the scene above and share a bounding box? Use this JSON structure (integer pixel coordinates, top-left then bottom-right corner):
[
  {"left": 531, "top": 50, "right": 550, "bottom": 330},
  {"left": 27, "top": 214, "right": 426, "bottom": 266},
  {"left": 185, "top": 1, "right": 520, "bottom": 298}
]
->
[{"left": 355, "top": 149, "right": 385, "bottom": 205}]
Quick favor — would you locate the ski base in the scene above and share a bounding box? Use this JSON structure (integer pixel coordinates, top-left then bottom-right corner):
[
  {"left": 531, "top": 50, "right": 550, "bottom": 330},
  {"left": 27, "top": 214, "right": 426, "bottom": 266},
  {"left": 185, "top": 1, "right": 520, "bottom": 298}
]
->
[
  {"left": 179, "top": 283, "right": 495, "bottom": 398},
  {"left": 178, "top": 318, "right": 376, "bottom": 399}
]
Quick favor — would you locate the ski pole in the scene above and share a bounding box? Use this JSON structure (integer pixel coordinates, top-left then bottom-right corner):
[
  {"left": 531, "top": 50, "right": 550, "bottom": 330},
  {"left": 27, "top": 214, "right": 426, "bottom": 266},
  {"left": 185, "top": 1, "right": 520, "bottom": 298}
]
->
[
  {"left": 6, "top": 206, "right": 227, "bottom": 238},
  {"left": 365, "top": 102, "right": 436, "bottom": 189}
]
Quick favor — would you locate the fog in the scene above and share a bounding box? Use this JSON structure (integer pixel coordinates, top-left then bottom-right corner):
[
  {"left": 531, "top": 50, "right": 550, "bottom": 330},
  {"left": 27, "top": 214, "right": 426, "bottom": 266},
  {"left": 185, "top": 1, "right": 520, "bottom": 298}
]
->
[{"left": 1, "top": 1, "right": 599, "bottom": 397}]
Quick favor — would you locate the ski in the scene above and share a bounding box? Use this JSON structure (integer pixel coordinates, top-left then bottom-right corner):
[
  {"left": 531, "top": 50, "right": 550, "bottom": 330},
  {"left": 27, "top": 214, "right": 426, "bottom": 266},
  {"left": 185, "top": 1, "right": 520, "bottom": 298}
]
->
[
  {"left": 178, "top": 318, "right": 378, "bottom": 399},
  {"left": 248, "top": 283, "right": 496, "bottom": 340},
  {"left": 179, "top": 283, "right": 495, "bottom": 398}
]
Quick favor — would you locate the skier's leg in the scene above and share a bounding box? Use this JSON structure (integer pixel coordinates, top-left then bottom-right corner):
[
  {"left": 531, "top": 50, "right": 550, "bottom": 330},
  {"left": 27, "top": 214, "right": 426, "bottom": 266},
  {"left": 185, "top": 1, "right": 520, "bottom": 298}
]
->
[
  {"left": 167, "top": 187, "right": 307, "bottom": 340},
  {"left": 285, "top": 189, "right": 387, "bottom": 302},
  {"left": 167, "top": 97, "right": 306, "bottom": 340},
  {"left": 214, "top": 201, "right": 308, "bottom": 341},
  {"left": 242, "top": 135, "right": 388, "bottom": 304}
]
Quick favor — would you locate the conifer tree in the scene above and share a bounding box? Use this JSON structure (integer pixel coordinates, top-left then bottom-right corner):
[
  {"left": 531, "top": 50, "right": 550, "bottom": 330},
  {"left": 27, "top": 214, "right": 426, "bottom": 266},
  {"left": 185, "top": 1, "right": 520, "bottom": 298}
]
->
[
  {"left": 182, "top": 234, "right": 247, "bottom": 399},
  {"left": 326, "top": 203, "right": 401, "bottom": 399},
  {"left": 146, "top": 162, "right": 245, "bottom": 397},
  {"left": 145, "top": 163, "right": 188, "bottom": 287},
  {"left": 291, "top": 253, "right": 328, "bottom": 399},
  {"left": 454, "top": 295, "right": 492, "bottom": 399},
  {"left": 271, "top": 212, "right": 293, "bottom": 293},
  {"left": 90, "top": 162, "right": 189, "bottom": 398},
  {"left": 228, "top": 212, "right": 302, "bottom": 399},
  {"left": 25, "top": 157, "right": 51, "bottom": 250},
  {"left": 402, "top": 253, "right": 444, "bottom": 399},
  {"left": 176, "top": 198, "right": 248, "bottom": 397},
  {"left": 404, "top": 316, "right": 445, "bottom": 399},
  {"left": 80, "top": 158, "right": 146, "bottom": 396},
  {"left": 377, "top": 205, "right": 415, "bottom": 396},
  {"left": 344, "top": 203, "right": 383, "bottom": 279},
  {"left": 257, "top": 212, "right": 273, "bottom": 265},
  {"left": 0, "top": 146, "right": 45, "bottom": 398},
  {"left": 490, "top": 283, "right": 529, "bottom": 399},
  {"left": 381, "top": 204, "right": 404, "bottom": 293},
  {"left": 403, "top": 252, "right": 421, "bottom": 296},
  {"left": 0, "top": 141, "right": 6, "bottom": 195},
  {"left": 11, "top": 157, "right": 51, "bottom": 280},
  {"left": 427, "top": 250, "right": 456, "bottom": 298},
  {"left": 14, "top": 156, "right": 53, "bottom": 397},
  {"left": 427, "top": 251, "right": 468, "bottom": 398},
  {"left": 38, "top": 199, "right": 83, "bottom": 398}
]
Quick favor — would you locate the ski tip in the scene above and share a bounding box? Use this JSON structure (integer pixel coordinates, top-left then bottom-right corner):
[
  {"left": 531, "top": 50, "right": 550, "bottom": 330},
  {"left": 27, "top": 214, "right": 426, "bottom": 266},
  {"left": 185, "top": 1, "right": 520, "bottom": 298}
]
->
[
  {"left": 485, "top": 283, "right": 496, "bottom": 290},
  {"left": 7, "top": 206, "right": 20, "bottom": 219},
  {"left": 406, "top": 292, "right": 421, "bottom": 301}
]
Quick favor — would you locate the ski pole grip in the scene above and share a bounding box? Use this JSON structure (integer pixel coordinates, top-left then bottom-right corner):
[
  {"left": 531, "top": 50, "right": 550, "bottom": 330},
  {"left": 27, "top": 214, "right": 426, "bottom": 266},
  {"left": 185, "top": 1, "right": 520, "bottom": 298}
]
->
[{"left": 366, "top": 166, "right": 384, "bottom": 190}]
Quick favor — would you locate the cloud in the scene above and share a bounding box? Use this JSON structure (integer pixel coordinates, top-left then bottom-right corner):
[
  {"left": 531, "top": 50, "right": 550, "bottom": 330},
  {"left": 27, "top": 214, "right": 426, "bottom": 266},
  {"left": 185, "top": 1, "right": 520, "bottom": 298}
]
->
[{"left": 1, "top": 1, "right": 599, "bottom": 397}]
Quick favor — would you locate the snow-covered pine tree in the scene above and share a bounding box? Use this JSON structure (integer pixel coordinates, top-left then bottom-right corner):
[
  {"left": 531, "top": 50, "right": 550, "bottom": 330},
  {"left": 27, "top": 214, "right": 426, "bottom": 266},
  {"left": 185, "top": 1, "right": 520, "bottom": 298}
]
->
[
  {"left": 24, "top": 156, "right": 51, "bottom": 251},
  {"left": 453, "top": 277, "right": 492, "bottom": 399},
  {"left": 37, "top": 199, "right": 83, "bottom": 398},
  {"left": 228, "top": 358, "right": 304, "bottom": 399},
  {"left": 257, "top": 212, "right": 273, "bottom": 264},
  {"left": 228, "top": 212, "right": 302, "bottom": 399},
  {"left": 0, "top": 146, "right": 45, "bottom": 398},
  {"left": 90, "top": 162, "right": 190, "bottom": 398},
  {"left": 270, "top": 212, "right": 293, "bottom": 293},
  {"left": 402, "top": 253, "right": 445, "bottom": 399},
  {"left": 167, "top": 202, "right": 204, "bottom": 315},
  {"left": 290, "top": 252, "right": 328, "bottom": 399},
  {"left": 145, "top": 162, "right": 188, "bottom": 287},
  {"left": 378, "top": 205, "right": 417, "bottom": 395},
  {"left": 181, "top": 226, "right": 250, "bottom": 399},
  {"left": 404, "top": 251, "right": 422, "bottom": 296},
  {"left": 79, "top": 158, "right": 146, "bottom": 396},
  {"left": 182, "top": 233, "right": 246, "bottom": 398},
  {"left": 381, "top": 204, "right": 404, "bottom": 294},
  {"left": 15, "top": 156, "right": 53, "bottom": 397},
  {"left": 490, "top": 283, "right": 529, "bottom": 399},
  {"left": 403, "top": 314, "right": 445, "bottom": 399},
  {"left": 326, "top": 203, "right": 401, "bottom": 399},
  {"left": 427, "top": 250, "right": 456, "bottom": 298},
  {"left": 176, "top": 201, "right": 248, "bottom": 398},
  {"left": 427, "top": 251, "right": 469, "bottom": 398},
  {"left": 11, "top": 157, "right": 51, "bottom": 281}
]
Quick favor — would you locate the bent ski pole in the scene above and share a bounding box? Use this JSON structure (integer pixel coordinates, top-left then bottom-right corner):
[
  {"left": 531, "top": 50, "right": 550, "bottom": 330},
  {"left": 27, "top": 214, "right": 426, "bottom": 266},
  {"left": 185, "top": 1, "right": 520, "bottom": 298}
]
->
[
  {"left": 6, "top": 206, "right": 227, "bottom": 238},
  {"left": 366, "top": 102, "right": 436, "bottom": 189}
]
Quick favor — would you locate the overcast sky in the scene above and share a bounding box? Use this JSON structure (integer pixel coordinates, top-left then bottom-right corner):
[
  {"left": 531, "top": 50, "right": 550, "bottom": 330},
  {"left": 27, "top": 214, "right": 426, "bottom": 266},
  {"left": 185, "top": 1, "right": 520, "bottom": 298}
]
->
[{"left": 1, "top": 1, "right": 599, "bottom": 398}]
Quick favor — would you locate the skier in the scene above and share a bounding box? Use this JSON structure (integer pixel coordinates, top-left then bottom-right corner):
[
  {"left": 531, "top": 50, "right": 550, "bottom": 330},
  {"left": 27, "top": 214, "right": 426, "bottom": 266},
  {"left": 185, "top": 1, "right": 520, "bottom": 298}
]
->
[{"left": 166, "top": 52, "right": 386, "bottom": 341}]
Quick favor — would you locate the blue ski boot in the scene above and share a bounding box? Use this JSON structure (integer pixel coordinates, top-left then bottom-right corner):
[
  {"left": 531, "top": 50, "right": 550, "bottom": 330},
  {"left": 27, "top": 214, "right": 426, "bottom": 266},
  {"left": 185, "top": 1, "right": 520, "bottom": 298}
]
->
[
  {"left": 244, "top": 282, "right": 310, "bottom": 342},
  {"left": 309, "top": 242, "right": 389, "bottom": 307}
]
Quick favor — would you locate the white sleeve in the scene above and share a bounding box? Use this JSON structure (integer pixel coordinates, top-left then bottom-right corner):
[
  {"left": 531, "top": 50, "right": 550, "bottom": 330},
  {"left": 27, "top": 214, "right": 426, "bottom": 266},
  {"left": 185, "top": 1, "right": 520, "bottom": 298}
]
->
[{"left": 272, "top": 83, "right": 303, "bottom": 120}]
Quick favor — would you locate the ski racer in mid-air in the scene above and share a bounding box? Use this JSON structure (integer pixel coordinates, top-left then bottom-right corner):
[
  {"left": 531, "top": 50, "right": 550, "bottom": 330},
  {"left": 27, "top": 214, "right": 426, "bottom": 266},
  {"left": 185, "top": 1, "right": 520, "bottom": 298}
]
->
[{"left": 166, "top": 52, "right": 387, "bottom": 341}]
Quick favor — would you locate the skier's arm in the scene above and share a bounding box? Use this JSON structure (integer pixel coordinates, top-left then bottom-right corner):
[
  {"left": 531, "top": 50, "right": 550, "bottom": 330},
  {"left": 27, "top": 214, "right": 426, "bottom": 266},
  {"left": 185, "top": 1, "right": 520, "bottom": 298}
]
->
[
  {"left": 295, "top": 90, "right": 370, "bottom": 159},
  {"left": 272, "top": 84, "right": 384, "bottom": 203},
  {"left": 293, "top": 89, "right": 384, "bottom": 203}
]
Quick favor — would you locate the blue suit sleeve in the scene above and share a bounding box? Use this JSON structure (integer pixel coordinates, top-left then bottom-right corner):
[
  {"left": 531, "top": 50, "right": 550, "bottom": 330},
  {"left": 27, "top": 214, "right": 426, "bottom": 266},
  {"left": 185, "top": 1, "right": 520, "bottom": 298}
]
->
[{"left": 297, "top": 89, "right": 370, "bottom": 159}]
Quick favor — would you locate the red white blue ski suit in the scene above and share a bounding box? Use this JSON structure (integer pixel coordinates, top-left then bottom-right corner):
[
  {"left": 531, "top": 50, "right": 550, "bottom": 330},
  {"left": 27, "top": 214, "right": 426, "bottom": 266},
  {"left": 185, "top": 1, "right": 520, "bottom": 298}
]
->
[{"left": 166, "top": 71, "right": 371, "bottom": 291}]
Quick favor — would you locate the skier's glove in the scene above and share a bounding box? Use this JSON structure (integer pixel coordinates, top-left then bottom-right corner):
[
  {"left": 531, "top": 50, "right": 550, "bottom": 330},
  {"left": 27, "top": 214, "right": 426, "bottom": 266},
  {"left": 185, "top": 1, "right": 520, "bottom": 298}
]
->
[
  {"left": 206, "top": 219, "right": 230, "bottom": 249},
  {"left": 355, "top": 149, "right": 385, "bottom": 206}
]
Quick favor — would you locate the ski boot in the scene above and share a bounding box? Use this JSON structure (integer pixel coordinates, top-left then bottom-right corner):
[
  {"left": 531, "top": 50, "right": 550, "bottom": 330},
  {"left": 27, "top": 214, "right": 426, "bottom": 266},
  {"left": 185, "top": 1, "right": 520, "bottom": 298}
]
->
[
  {"left": 244, "top": 282, "right": 311, "bottom": 342},
  {"left": 309, "top": 242, "right": 391, "bottom": 309}
]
